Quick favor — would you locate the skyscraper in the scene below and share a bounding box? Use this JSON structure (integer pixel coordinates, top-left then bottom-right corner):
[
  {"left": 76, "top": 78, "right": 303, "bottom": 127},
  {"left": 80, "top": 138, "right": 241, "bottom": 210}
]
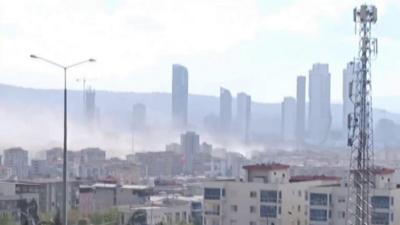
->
[
  {"left": 132, "top": 103, "right": 146, "bottom": 130},
  {"left": 308, "top": 63, "right": 331, "bottom": 144},
  {"left": 236, "top": 92, "right": 251, "bottom": 144},
  {"left": 85, "top": 87, "right": 96, "bottom": 124},
  {"left": 219, "top": 87, "right": 232, "bottom": 133},
  {"left": 281, "top": 97, "right": 297, "bottom": 141},
  {"left": 296, "top": 76, "right": 306, "bottom": 142},
  {"left": 343, "top": 61, "right": 356, "bottom": 132},
  {"left": 172, "top": 64, "right": 189, "bottom": 128},
  {"left": 180, "top": 131, "right": 200, "bottom": 174}
]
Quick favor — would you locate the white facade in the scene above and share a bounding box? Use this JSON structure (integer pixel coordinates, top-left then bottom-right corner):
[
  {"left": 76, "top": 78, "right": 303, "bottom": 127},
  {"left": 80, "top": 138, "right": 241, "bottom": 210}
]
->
[
  {"left": 203, "top": 164, "right": 340, "bottom": 225},
  {"left": 308, "top": 169, "right": 400, "bottom": 225},
  {"left": 308, "top": 64, "right": 331, "bottom": 144},
  {"left": 118, "top": 199, "right": 191, "bottom": 225},
  {"left": 281, "top": 97, "right": 297, "bottom": 141}
]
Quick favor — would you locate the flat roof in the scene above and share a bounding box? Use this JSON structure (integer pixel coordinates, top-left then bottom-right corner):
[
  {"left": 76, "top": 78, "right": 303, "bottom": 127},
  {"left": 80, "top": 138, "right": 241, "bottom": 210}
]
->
[
  {"left": 290, "top": 175, "right": 341, "bottom": 183},
  {"left": 243, "top": 163, "right": 290, "bottom": 171}
]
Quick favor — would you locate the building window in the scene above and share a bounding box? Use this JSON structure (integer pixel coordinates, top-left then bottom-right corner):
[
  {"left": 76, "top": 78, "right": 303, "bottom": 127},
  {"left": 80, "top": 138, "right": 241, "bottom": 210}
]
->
[
  {"left": 260, "top": 205, "right": 277, "bottom": 218},
  {"left": 372, "top": 196, "right": 390, "bottom": 209},
  {"left": 204, "top": 188, "right": 221, "bottom": 200},
  {"left": 231, "top": 205, "right": 238, "bottom": 212},
  {"left": 260, "top": 190, "right": 277, "bottom": 203},
  {"left": 372, "top": 212, "right": 389, "bottom": 225},
  {"left": 310, "top": 193, "right": 328, "bottom": 206},
  {"left": 250, "top": 221, "right": 257, "bottom": 225},
  {"left": 310, "top": 209, "right": 327, "bottom": 222},
  {"left": 250, "top": 206, "right": 256, "bottom": 213},
  {"left": 297, "top": 205, "right": 301, "bottom": 212},
  {"left": 250, "top": 191, "right": 257, "bottom": 198}
]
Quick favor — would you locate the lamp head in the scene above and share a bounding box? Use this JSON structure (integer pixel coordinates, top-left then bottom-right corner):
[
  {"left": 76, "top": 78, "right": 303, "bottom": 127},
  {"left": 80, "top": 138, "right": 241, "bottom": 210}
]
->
[
  {"left": 89, "top": 58, "right": 96, "bottom": 62},
  {"left": 30, "top": 54, "right": 38, "bottom": 59}
]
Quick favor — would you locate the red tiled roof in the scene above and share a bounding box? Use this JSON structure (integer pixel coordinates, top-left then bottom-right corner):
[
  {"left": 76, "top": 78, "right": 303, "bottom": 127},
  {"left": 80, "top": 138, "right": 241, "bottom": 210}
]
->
[
  {"left": 289, "top": 175, "right": 341, "bottom": 183},
  {"left": 243, "top": 163, "right": 290, "bottom": 171},
  {"left": 373, "top": 167, "right": 395, "bottom": 175}
]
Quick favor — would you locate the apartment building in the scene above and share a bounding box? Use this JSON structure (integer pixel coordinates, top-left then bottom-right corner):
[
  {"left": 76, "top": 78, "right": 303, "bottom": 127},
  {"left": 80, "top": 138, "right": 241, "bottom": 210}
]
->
[
  {"left": 308, "top": 167, "right": 400, "bottom": 225},
  {"left": 118, "top": 198, "right": 191, "bottom": 225},
  {"left": 203, "top": 163, "right": 340, "bottom": 225}
]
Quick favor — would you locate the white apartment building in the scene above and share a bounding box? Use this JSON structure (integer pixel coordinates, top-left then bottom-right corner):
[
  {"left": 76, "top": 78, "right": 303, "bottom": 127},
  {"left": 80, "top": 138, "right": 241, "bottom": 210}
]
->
[
  {"left": 118, "top": 198, "right": 191, "bottom": 225},
  {"left": 203, "top": 163, "right": 340, "bottom": 225},
  {"left": 308, "top": 167, "right": 400, "bottom": 225}
]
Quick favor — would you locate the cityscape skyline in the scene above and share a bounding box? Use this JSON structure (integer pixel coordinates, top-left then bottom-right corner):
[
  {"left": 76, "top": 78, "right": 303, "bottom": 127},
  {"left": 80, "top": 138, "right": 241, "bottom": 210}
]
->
[
  {"left": 1, "top": 0, "right": 400, "bottom": 106},
  {"left": 1, "top": 1, "right": 400, "bottom": 225}
]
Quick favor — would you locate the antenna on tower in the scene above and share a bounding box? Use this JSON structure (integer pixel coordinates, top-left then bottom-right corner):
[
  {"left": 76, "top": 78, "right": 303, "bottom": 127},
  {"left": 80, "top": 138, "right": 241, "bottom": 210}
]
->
[{"left": 346, "top": 4, "right": 378, "bottom": 225}]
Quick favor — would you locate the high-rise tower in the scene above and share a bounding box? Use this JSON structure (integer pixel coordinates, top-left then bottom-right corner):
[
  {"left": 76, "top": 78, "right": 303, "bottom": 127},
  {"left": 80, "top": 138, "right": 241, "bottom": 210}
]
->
[
  {"left": 308, "top": 63, "right": 331, "bottom": 144},
  {"left": 236, "top": 92, "right": 251, "bottom": 144},
  {"left": 172, "top": 64, "right": 189, "bottom": 128},
  {"left": 281, "top": 97, "right": 297, "bottom": 141},
  {"left": 220, "top": 87, "right": 232, "bottom": 133},
  {"left": 296, "top": 76, "right": 306, "bottom": 142}
]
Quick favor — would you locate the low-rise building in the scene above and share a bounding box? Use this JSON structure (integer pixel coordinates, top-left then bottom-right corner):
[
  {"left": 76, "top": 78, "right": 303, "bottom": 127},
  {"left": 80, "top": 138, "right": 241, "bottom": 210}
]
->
[
  {"left": 203, "top": 163, "right": 340, "bottom": 225},
  {"left": 308, "top": 167, "right": 400, "bottom": 225},
  {"left": 79, "top": 183, "right": 152, "bottom": 215},
  {"left": 118, "top": 198, "right": 191, "bottom": 225}
]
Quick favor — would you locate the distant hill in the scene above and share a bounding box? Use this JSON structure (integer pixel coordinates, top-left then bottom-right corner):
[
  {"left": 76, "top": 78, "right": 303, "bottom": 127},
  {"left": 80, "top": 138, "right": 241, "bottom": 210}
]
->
[{"left": 0, "top": 83, "right": 399, "bottom": 155}]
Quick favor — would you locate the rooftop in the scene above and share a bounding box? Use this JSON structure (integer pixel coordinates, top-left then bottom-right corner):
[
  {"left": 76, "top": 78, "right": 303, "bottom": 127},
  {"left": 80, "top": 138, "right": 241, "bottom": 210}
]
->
[
  {"left": 373, "top": 167, "right": 395, "bottom": 175},
  {"left": 290, "top": 175, "right": 341, "bottom": 183},
  {"left": 243, "top": 163, "right": 290, "bottom": 171}
]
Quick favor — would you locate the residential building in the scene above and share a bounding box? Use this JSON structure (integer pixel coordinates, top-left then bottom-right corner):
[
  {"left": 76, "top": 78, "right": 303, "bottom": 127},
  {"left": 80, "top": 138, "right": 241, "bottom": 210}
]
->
[
  {"left": 80, "top": 147, "right": 106, "bottom": 163},
  {"left": 296, "top": 76, "right": 306, "bottom": 142},
  {"left": 135, "top": 151, "right": 183, "bottom": 177},
  {"left": 79, "top": 183, "right": 152, "bottom": 215},
  {"left": 172, "top": 64, "right": 189, "bottom": 128},
  {"left": 117, "top": 198, "right": 191, "bottom": 225},
  {"left": 220, "top": 87, "right": 232, "bottom": 134},
  {"left": 236, "top": 92, "right": 251, "bottom": 144},
  {"left": 203, "top": 163, "right": 341, "bottom": 225},
  {"left": 166, "top": 143, "right": 181, "bottom": 153},
  {"left": 281, "top": 97, "right": 297, "bottom": 141},
  {"left": 181, "top": 131, "right": 200, "bottom": 174},
  {"left": 85, "top": 87, "right": 96, "bottom": 124},
  {"left": 308, "top": 167, "right": 400, "bottom": 225},
  {"left": 308, "top": 63, "right": 331, "bottom": 144},
  {"left": 3, "top": 147, "right": 29, "bottom": 179}
]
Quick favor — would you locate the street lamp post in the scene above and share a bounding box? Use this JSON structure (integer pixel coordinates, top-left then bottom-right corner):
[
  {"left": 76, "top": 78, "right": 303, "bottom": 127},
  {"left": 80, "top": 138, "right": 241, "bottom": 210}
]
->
[{"left": 30, "top": 54, "right": 95, "bottom": 225}]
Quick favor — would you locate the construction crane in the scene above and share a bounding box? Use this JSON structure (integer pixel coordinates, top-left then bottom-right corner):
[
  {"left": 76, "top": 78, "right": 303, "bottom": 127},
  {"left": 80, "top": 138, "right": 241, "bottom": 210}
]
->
[{"left": 346, "top": 4, "right": 378, "bottom": 225}]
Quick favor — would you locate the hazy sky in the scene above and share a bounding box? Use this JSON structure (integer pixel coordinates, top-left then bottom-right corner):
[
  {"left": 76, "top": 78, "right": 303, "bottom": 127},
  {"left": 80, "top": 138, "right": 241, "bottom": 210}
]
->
[{"left": 0, "top": 0, "right": 399, "bottom": 103}]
